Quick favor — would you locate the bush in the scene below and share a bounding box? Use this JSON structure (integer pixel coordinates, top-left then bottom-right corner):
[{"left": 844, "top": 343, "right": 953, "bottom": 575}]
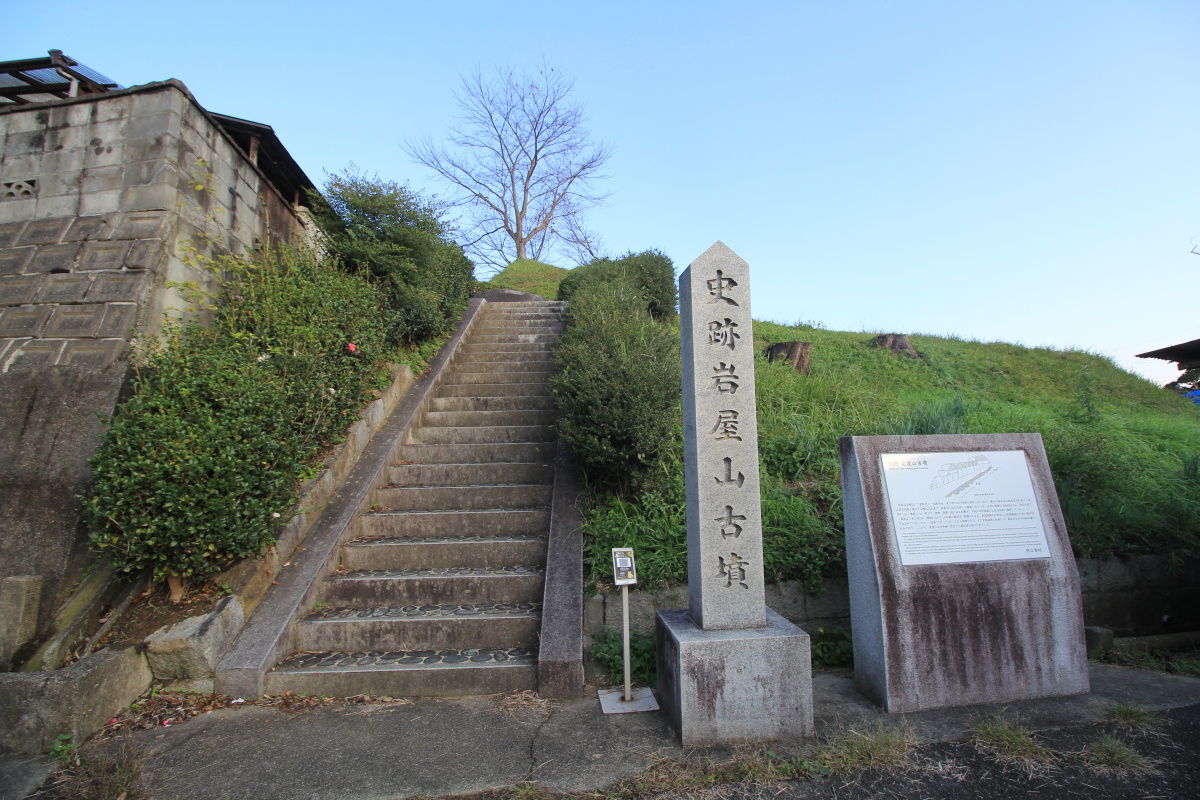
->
[
  {"left": 552, "top": 274, "right": 680, "bottom": 493},
  {"left": 557, "top": 249, "right": 677, "bottom": 320},
  {"left": 87, "top": 248, "right": 389, "bottom": 583},
  {"left": 311, "top": 169, "right": 474, "bottom": 344},
  {"left": 591, "top": 627, "right": 657, "bottom": 686}
]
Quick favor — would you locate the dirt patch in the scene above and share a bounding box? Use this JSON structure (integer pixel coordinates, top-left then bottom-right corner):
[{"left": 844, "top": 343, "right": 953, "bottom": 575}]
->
[{"left": 93, "top": 584, "right": 226, "bottom": 652}]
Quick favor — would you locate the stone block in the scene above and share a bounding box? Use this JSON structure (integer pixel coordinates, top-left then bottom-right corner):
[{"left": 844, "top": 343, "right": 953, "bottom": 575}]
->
[
  {"left": 0, "top": 337, "right": 27, "bottom": 368},
  {"left": 79, "top": 188, "right": 123, "bottom": 216},
  {"left": 1085, "top": 626, "right": 1114, "bottom": 657},
  {"left": 3, "top": 131, "right": 46, "bottom": 155},
  {"left": 1075, "top": 558, "right": 1101, "bottom": 593},
  {"left": 18, "top": 217, "right": 71, "bottom": 245},
  {"left": 76, "top": 240, "right": 130, "bottom": 271},
  {"left": 36, "top": 273, "right": 92, "bottom": 304},
  {"left": 0, "top": 221, "right": 27, "bottom": 248},
  {"left": 43, "top": 304, "right": 107, "bottom": 338},
  {"left": 0, "top": 647, "right": 152, "bottom": 754},
  {"left": 121, "top": 183, "right": 177, "bottom": 212},
  {"left": 43, "top": 124, "right": 88, "bottom": 152},
  {"left": 36, "top": 170, "right": 81, "bottom": 201},
  {"left": 0, "top": 575, "right": 42, "bottom": 669},
  {"left": 59, "top": 339, "right": 126, "bottom": 369},
  {"left": 115, "top": 210, "right": 170, "bottom": 240},
  {"left": 33, "top": 194, "right": 79, "bottom": 219},
  {"left": 97, "top": 303, "right": 139, "bottom": 338},
  {"left": 126, "top": 110, "right": 182, "bottom": 141},
  {"left": 1, "top": 152, "right": 41, "bottom": 179},
  {"left": 145, "top": 596, "right": 245, "bottom": 681},
  {"left": 83, "top": 139, "right": 124, "bottom": 169},
  {"left": 0, "top": 197, "right": 37, "bottom": 223},
  {"left": 124, "top": 237, "right": 166, "bottom": 270},
  {"left": 123, "top": 157, "right": 173, "bottom": 186},
  {"left": 0, "top": 248, "right": 35, "bottom": 276},
  {"left": 27, "top": 242, "right": 80, "bottom": 273},
  {"left": 81, "top": 165, "right": 125, "bottom": 194},
  {"left": 1099, "top": 559, "right": 1138, "bottom": 592},
  {"left": 41, "top": 148, "right": 85, "bottom": 176},
  {"left": 5, "top": 339, "right": 65, "bottom": 369},
  {"left": 0, "top": 306, "right": 50, "bottom": 337},
  {"left": 64, "top": 214, "right": 115, "bottom": 242},
  {"left": 839, "top": 434, "right": 1089, "bottom": 713},
  {"left": 0, "top": 276, "right": 41, "bottom": 306},
  {"left": 92, "top": 95, "right": 132, "bottom": 122},
  {"left": 657, "top": 608, "right": 813, "bottom": 745},
  {"left": 85, "top": 270, "right": 148, "bottom": 303},
  {"left": 803, "top": 577, "right": 851, "bottom": 620}
]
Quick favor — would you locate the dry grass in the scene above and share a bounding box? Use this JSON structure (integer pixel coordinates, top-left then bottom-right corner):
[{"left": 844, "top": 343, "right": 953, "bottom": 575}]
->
[
  {"left": 1083, "top": 734, "right": 1158, "bottom": 775},
  {"left": 492, "top": 689, "right": 554, "bottom": 715}
]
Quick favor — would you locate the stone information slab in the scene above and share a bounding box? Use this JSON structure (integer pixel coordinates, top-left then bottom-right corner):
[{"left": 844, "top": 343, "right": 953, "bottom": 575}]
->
[
  {"left": 880, "top": 450, "right": 1051, "bottom": 566},
  {"left": 840, "top": 433, "right": 1089, "bottom": 713},
  {"left": 679, "top": 241, "right": 765, "bottom": 630},
  {"left": 657, "top": 242, "right": 812, "bottom": 746}
]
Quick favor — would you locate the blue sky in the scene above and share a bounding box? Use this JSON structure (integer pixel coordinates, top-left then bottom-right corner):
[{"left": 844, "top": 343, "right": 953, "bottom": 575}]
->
[{"left": 6, "top": 1, "right": 1197, "bottom": 383}]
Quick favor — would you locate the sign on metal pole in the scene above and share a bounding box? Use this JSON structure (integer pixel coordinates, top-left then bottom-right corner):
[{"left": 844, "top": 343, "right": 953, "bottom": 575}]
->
[{"left": 598, "top": 547, "right": 660, "bottom": 714}]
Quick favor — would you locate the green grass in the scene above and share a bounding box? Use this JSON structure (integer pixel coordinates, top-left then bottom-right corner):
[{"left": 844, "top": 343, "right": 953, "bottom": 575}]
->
[
  {"left": 484, "top": 258, "right": 568, "bottom": 299},
  {"left": 1101, "top": 646, "right": 1200, "bottom": 677},
  {"left": 580, "top": 319, "right": 1200, "bottom": 588},
  {"left": 1084, "top": 734, "right": 1155, "bottom": 774},
  {"left": 972, "top": 713, "right": 1057, "bottom": 769},
  {"left": 1102, "top": 702, "right": 1161, "bottom": 732}
]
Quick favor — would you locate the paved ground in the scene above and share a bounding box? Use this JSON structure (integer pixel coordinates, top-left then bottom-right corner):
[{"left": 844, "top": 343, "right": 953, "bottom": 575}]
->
[{"left": 4, "top": 664, "right": 1200, "bottom": 800}]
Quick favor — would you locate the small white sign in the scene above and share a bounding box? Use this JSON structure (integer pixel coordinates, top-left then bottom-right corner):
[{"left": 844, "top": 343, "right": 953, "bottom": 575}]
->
[
  {"left": 612, "top": 547, "right": 638, "bottom": 586},
  {"left": 880, "top": 450, "right": 1052, "bottom": 566}
]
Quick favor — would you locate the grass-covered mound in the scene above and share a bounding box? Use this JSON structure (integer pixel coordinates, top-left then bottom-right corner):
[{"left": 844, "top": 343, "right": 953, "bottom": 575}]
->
[
  {"left": 484, "top": 258, "right": 568, "bottom": 299},
  {"left": 581, "top": 320, "right": 1200, "bottom": 590}
]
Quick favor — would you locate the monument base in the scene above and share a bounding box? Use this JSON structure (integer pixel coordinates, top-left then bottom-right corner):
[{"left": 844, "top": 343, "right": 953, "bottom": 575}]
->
[{"left": 656, "top": 608, "right": 813, "bottom": 746}]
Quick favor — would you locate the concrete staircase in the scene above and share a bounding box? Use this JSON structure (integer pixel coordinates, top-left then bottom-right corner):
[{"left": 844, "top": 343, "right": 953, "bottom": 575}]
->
[{"left": 263, "top": 300, "right": 564, "bottom": 697}]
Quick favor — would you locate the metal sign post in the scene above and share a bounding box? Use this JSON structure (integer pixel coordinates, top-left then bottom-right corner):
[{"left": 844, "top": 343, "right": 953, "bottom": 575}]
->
[{"left": 598, "top": 548, "right": 660, "bottom": 714}]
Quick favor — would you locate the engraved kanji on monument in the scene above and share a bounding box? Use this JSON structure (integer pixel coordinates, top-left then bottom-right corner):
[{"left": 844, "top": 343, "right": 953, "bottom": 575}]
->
[
  {"left": 680, "top": 245, "right": 765, "bottom": 629},
  {"left": 657, "top": 242, "right": 813, "bottom": 746}
]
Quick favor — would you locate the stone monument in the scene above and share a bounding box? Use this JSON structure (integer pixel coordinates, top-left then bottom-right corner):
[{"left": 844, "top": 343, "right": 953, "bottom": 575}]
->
[
  {"left": 839, "top": 433, "right": 1089, "bottom": 713},
  {"left": 656, "top": 242, "right": 813, "bottom": 745}
]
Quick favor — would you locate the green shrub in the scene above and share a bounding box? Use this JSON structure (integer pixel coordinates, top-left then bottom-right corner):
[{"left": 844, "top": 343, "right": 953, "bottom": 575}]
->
[
  {"left": 557, "top": 249, "right": 677, "bottom": 320},
  {"left": 552, "top": 274, "right": 681, "bottom": 493},
  {"left": 311, "top": 169, "right": 474, "bottom": 345},
  {"left": 87, "top": 248, "right": 389, "bottom": 583}
]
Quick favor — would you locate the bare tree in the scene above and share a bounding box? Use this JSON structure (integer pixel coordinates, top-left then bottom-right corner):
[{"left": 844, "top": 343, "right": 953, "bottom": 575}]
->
[{"left": 408, "top": 65, "right": 610, "bottom": 271}]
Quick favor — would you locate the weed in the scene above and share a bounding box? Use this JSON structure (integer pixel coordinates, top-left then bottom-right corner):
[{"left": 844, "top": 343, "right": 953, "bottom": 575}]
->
[
  {"left": 1101, "top": 646, "right": 1200, "bottom": 678},
  {"left": 49, "top": 734, "right": 76, "bottom": 766},
  {"left": 48, "top": 737, "right": 145, "bottom": 800},
  {"left": 1101, "top": 702, "right": 1160, "bottom": 733},
  {"left": 810, "top": 626, "right": 854, "bottom": 668},
  {"left": 972, "top": 712, "right": 1056, "bottom": 771},
  {"left": 591, "top": 627, "right": 656, "bottom": 686},
  {"left": 1084, "top": 734, "right": 1155, "bottom": 774},
  {"left": 509, "top": 780, "right": 547, "bottom": 799},
  {"left": 806, "top": 721, "right": 915, "bottom": 774}
]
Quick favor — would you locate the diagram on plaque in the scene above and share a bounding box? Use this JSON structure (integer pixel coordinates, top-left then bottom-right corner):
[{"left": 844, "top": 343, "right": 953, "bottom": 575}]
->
[
  {"left": 880, "top": 450, "right": 1052, "bottom": 566},
  {"left": 927, "top": 454, "right": 995, "bottom": 496}
]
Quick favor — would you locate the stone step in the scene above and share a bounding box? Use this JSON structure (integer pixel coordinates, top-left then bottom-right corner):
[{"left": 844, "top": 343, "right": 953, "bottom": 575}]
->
[
  {"left": 469, "top": 333, "right": 559, "bottom": 345},
  {"left": 441, "top": 370, "right": 556, "bottom": 385},
  {"left": 394, "top": 442, "right": 554, "bottom": 464},
  {"left": 359, "top": 508, "right": 550, "bottom": 538},
  {"left": 421, "top": 409, "right": 557, "bottom": 428},
  {"left": 410, "top": 425, "right": 556, "bottom": 445},
  {"left": 342, "top": 534, "right": 546, "bottom": 570},
  {"left": 266, "top": 648, "right": 537, "bottom": 697},
  {"left": 453, "top": 354, "right": 557, "bottom": 368},
  {"left": 386, "top": 462, "right": 554, "bottom": 486},
  {"left": 317, "top": 567, "right": 545, "bottom": 606},
  {"left": 435, "top": 382, "right": 551, "bottom": 397},
  {"left": 295, "top": 603, "right": 542, "bottom": 652},
  {"left": 473, "top": 321, "right": 563, "bottom": 332},
  {"left": 372, "top": 483, "right": 552, "bottom": 511},
  {"left": 460, "top": 343, "right": 557, "bottom": 357},
  {"left": 427, "top": 396, "right": 556, "bottom": 413}
]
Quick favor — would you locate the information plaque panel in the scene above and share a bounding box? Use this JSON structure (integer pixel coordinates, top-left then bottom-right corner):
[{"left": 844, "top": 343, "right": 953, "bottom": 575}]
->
[{"left": 880, "top": 450, "right": 1051, "bottom": 566}]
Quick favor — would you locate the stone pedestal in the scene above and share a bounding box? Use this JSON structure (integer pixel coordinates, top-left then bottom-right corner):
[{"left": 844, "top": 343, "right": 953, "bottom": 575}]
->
[{"left": 656, "top": 609, "right": 813, "bottom": 745}]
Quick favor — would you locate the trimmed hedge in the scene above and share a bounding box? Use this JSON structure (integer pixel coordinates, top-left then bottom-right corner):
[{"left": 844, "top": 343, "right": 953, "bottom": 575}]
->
[
  {"left": 87, "top": 248, "right": 389, "bottom": 582},
  {"left": 557, "top": 250, "right": 677, "bottom": 320},
  {"left": 551, "top": 274, "right": 681, "bottom": 493}
]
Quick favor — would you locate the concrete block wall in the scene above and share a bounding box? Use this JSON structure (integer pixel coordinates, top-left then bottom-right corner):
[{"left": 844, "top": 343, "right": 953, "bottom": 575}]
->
[{"left": 0, "top": 81, "right": 306, "bottom": 664}]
